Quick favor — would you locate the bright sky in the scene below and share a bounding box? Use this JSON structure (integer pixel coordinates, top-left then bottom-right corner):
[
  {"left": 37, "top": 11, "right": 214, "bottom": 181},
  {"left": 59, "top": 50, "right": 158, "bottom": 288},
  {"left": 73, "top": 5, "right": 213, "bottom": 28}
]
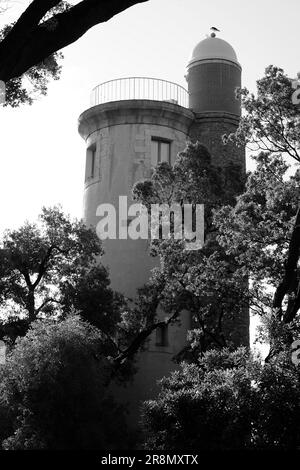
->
[{"left": 1, "top": 0, "right": 298, "bottom": 352}]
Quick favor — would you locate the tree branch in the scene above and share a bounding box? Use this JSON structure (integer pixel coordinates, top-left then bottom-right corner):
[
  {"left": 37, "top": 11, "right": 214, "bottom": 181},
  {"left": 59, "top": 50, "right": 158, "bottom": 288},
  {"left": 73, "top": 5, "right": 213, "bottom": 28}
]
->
[
  {"left": 0, "top": 0, "right": 61, "bottom": 47},
  {"left": 32, "top": 245, "right": 58, "bottom": 289},
  {"left": 35, "top": 296, "right": 62, "bottom": 315},
  {"left": 114, "top": 310, "right": 179, "bottom": 366},
  {"left": 0, "top": 0, "right": 148, "bottom": 81}
]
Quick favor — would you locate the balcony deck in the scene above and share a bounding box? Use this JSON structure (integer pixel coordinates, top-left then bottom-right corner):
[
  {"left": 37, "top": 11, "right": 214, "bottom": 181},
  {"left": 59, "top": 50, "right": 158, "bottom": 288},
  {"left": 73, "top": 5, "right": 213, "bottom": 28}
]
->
[{"left": 90, "top": 77, "right": 189, "bottom": 109}]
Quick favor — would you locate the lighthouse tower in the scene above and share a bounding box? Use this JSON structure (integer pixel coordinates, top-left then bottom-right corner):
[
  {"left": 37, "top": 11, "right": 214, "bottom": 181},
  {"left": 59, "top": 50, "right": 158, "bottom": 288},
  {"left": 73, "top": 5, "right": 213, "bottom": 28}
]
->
[{"left": 78, "top": 32, "right": 249, "bottom": 426}]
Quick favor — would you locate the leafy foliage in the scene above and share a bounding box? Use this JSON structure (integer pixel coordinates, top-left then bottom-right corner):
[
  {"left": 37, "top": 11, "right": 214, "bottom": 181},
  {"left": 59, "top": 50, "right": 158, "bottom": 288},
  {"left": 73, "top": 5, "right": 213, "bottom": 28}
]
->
[
  {"left": 0, "top": 0, "right": 148, "bottom": 106},
  {"left": 0, "top": 205, "right": 163, "bottom": 375},
  {"left": 142, "top": 348, "right": 300, "bottom": 450},
  {"left": 0, "top": 316, "right": 128, "bottom": 449},
  {"left": 141, "top": 65, "right": 300, "bottom": 450},
  {"left": 0, "top": 2, "right": 70, "bottom": 106},
  {"left": 132, "top": 142, "right": 248, "bottom": 352},
  {"left": 219, "top": 65, "right": 300, "bottom": 352},
  {"left": 0, "top": 206, "right": 105, "bottom": 331},
  {"left": 215, "top": 153, "right": 299, "bottom": 319},
  {"left": 224, "top": 65, "right": 300, "bottom": 162}
]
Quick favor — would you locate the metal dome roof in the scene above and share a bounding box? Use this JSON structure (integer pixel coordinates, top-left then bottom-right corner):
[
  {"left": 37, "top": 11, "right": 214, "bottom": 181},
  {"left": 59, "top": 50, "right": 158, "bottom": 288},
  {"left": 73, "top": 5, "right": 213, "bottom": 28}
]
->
[{"left": 188, "top": 35, "right": 239, "bottom": 67}]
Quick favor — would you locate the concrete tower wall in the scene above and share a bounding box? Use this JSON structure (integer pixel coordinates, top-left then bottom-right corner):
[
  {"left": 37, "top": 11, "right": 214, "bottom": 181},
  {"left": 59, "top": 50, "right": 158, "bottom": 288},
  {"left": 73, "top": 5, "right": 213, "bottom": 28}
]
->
[
  {"left": 78, "top": 100, "right": 194, "bottom": 424},
  {"left": 79, "top": 100, "right": 194, "bottom": 299}
]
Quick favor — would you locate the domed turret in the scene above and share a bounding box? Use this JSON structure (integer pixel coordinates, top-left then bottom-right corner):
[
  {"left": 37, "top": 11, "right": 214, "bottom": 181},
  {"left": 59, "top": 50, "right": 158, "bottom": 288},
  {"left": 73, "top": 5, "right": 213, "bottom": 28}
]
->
[
  {"left": 189, "top": 35, "right": 239, "bottom": 67},
  {"left": 186, "top": 33, "right": 241, "bottom": 115}
]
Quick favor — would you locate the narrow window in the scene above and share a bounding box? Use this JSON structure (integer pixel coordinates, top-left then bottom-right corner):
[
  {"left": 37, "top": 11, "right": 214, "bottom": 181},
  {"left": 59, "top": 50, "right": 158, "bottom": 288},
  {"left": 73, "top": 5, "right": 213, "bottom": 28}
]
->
[
  {"left": 156, "top": 324, "right": 169, "bottom": 347},
  {"left": 160, "top": 142, "right": 170, "bottom": 163},
  {"left": 151, "top": 138, "right": 171, "bottom": 167},
  {"left": 85, "top": 144, "right": 96, "bottom": 180}
]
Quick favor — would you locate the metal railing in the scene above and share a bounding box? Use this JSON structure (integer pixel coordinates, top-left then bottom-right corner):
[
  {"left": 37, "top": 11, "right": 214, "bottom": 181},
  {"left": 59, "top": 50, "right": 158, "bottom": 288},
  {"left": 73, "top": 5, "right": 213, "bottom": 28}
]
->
[{"left": 90, "top": 77, "right": 189, "bottom": 108}]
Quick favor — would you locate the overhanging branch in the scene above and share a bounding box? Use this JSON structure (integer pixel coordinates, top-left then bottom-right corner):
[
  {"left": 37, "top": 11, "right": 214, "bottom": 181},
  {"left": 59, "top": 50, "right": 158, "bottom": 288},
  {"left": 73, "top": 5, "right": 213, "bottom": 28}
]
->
[
  {"left": 0, "top": 0, "right": 148, "bottom": 81},
  {"left": 114, "top": 310, "right": 179, "bottom": 366}
]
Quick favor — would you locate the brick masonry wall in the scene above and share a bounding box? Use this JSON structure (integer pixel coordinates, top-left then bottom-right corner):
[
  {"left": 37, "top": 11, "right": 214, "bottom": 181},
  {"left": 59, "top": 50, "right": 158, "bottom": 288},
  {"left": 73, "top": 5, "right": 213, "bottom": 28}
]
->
[{"left": 189, "top": 114, "right": 246, "bottom": 172}]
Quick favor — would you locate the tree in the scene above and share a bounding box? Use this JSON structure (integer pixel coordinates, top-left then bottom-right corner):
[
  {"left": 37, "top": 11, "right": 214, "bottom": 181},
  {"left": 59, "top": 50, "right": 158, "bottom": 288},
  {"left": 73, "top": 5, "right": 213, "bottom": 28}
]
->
[
  {"left": 140, "top": 66, "right": 300, "bottom": 449},
  {"left": 0, "top": 206, "right": 176, "bottom": 448},
  {"left": 215, "top": 153, "right": 300, "bottom": 354},
  {"left": 0, "top": 315, "right": 128, "bottom": 449},
  {"left": 142, "top": 348, "right": 300, "bottom": 450},
  {"left": 224, "top": 65, "right": 300, "bottom": 162},
  {"left": 221, "top": 65, "right": 300, "bottom": 358},
  {"left": 0, "top": 205, "right": 125, "bottom": 343},
  {"left": 0, "top": 0, "right": 148, "bottom": 106},
  {"left": 131, "top": 141, "right": 248, "bottom": 354},
  {"left": 0, "top": 205, "right": 177, "bottom": 373}
]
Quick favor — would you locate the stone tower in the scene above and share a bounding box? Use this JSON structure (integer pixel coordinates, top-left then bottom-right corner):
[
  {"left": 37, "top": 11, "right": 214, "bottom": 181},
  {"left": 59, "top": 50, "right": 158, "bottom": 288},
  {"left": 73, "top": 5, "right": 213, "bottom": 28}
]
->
[{"left": 78, "top": 32, "right": 249, "bottom": 425}]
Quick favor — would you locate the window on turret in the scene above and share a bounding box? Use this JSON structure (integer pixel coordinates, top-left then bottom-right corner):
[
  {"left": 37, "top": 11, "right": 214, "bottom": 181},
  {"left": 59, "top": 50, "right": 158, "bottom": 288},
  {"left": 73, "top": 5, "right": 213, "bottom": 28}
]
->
[
  {"left": 151, "top": 138, "right": 171, "bottom": 167},
  {"left": 85, "top": 144, "right": 96, "bottom": 180},
  {"left": 156, "top": 324, "right": 169, "bottom": 347}
]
